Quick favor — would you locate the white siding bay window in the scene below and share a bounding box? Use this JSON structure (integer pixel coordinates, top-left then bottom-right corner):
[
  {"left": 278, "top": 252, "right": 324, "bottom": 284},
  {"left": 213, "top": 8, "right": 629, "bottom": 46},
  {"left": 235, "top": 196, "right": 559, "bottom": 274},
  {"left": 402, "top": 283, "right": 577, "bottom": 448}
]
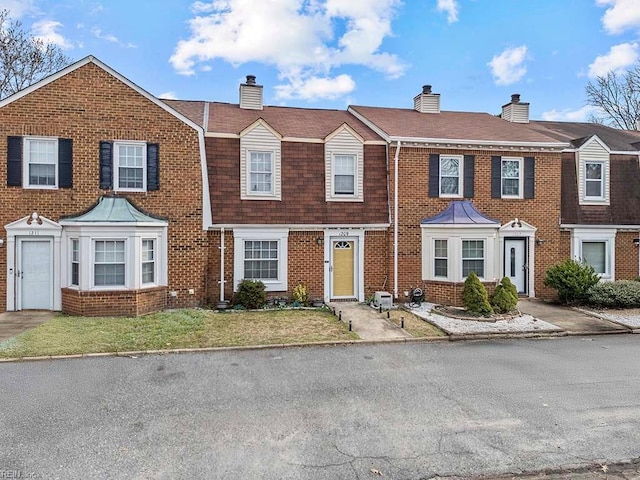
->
[
  {"left": 60, "top": 197, "right": 168, "bottom": 291},
  {"left": 571, "top": 228, "right": 616, "bottom": 280},
  {"left": 577, "top": 136, "right": 610, "bottom": 205},
  {"left": 240, "top": 119, "right": 282, "bottom": 201},
  {"left": 325, "top": 124, "right": 364, "bottom": 202},
  {"left": 234, "top": 228, "right": 288, "bottom": 292}
]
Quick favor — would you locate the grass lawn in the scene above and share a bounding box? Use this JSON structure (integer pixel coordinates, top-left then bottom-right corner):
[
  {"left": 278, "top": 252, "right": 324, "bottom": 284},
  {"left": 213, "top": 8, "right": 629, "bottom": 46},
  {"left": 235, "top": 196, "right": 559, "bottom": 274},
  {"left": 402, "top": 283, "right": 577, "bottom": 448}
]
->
[
  {"left": 387, "top": 309, "right": 446, "bottom": 337},
  {"left": 0, "top": 308, "right": 359, "bottom": 358}
]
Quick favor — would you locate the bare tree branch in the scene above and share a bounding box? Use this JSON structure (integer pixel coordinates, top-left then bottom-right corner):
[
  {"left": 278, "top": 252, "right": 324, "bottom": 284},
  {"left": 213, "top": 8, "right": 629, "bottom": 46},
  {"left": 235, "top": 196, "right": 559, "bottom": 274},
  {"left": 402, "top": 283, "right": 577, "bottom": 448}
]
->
[
  {"left": 0, "top": 10, "right": 71, "bottom": 100},
  {"left": 585, "top": 66, "right": 640, "bottom": 130}
]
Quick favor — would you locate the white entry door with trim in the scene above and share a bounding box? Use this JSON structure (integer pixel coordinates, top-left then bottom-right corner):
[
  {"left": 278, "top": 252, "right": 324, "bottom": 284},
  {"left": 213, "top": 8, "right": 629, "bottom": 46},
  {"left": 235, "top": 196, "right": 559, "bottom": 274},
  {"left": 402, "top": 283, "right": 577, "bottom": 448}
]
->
[
  {"left": 17, "top": 238, "right": 54, "bottom": 310},
  {"left": 504, "top": 238, "right": 526, "bottom": 294}
]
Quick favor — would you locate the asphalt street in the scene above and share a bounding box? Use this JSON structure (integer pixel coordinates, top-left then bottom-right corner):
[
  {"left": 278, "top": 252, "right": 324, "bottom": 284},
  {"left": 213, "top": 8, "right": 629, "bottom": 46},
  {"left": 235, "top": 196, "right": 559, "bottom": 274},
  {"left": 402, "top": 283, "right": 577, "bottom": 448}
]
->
[{"left": 1, "top": 336, "right": 640, "bottom": 479}]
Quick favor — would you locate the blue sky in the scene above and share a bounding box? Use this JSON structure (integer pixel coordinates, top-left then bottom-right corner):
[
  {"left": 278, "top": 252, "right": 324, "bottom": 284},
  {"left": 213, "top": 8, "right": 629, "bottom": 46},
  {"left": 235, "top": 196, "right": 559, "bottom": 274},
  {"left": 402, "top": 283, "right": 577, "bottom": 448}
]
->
[{"left": 3, "top": 0, "right": 640, "bottom": 121}]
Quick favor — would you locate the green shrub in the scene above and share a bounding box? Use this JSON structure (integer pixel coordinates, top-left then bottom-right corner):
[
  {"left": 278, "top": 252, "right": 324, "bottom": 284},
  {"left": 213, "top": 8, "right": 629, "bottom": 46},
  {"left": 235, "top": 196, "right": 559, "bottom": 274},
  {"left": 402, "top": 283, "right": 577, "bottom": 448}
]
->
[
  {"left": 462, "top": 272, "right": 493, "bottom": 316},
  {"left": 543, "top": 259, "right": 600, "bottom": 304},
  {"left": 235, "top": 280, "right": 267, "bottom": 309},
  {"left": 586, "top": 280, "right": 640, "bottom": 308},
  {"left": 491, "top": 277, "right": 519, "bottom": 313}
]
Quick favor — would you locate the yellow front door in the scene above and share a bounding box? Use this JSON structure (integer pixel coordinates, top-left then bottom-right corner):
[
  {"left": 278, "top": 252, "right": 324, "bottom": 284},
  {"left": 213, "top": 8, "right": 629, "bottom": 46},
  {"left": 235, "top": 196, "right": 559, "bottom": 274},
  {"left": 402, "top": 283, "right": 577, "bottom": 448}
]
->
[{"left": 333, "top": 240, "right": 354, "bottom": 297}]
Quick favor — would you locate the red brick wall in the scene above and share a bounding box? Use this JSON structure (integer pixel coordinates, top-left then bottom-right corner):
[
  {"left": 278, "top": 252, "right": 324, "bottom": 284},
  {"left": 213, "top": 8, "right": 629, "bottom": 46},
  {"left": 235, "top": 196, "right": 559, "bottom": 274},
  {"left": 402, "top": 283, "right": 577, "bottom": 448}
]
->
[
  {"left": 364, "top": 230, "right": 389, "bottom": 299},
  {"left": 288, "top": 231, "right": 324, "bottom": 299},
  {"left": 0, "top": 62, "right": 207, "bottom": 313},
  {"left": 389, "top": 146, "right": 564, "bottom": 304},
  {"left": 424, "top": 280, "right": 497, "bottom": 306},
  {"left": 62, "top": 286, "right": 167, "bottom": 316},
  {"left": 616, "top": 232, "right": 640, "bottom": 279}
]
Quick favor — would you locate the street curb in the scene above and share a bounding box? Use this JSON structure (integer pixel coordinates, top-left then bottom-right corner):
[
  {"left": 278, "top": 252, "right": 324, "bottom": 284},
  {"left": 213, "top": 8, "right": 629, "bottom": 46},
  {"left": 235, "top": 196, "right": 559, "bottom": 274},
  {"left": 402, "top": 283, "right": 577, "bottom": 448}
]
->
[{"left": 572, "top": 306, "right": 636, "bottom": 332}]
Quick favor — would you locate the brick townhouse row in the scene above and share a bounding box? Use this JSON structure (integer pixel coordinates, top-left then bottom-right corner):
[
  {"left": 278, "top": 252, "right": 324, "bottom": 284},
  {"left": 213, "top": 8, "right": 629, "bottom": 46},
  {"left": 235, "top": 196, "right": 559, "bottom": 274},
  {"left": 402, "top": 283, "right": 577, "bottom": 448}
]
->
[{"left": 1, "top": 56, "right": 638, "bottom": 315}]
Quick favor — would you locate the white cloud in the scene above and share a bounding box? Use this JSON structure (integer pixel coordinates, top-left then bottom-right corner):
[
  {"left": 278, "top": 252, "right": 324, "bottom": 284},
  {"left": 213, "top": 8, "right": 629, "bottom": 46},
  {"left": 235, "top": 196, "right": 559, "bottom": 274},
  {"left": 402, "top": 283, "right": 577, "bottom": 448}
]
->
[
  {"left": 541, "top": 105, "right": 603, "bottom": 122},
  {"left": 588, "top": 42, "right": 638, "bottom": 77},
  {"left": 170, "top": 0, "right": 404, "bottom": 101},
  {"left": 91, "top": 27, "right": 137, "bottom": 48},
  {"left": 158, "top": 91, "right": 177, "bottom": 100},
  {"left": 488, "top": 46, "right": 528, "bottom": 86},
  {"left": 597, "top": 0, "right": 640, "bottom": 35},
  {"left": 275, "top": 73, "right": 356, "bottom": 100},
  {"left": 0, "top": 0, "right": 37, "bottom": 18},
  {"left": 32, "top": 19, "right": 73, "bottom": 49},
  {"left": 436, "top": 0, "right": 459, "bottom": 23}
]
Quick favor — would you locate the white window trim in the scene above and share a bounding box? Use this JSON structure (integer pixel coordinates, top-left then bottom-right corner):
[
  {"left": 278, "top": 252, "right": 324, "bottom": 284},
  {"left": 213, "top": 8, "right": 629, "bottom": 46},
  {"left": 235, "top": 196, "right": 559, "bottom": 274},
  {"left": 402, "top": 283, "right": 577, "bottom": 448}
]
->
[
  {"left": 92, "top": 238, "right": 128, "bottom": 290},
  {"left": 233, "top": 228, "right": 288, "bottom": 292},
  {"left": 331, "top": 153, "right": 358, "bottom": 199},
  {"left": 571, "top": 228, "right": 616, "bottom": 280},
  {"left": 462, "top": 239, "right": 486, "bottom": 280},
  {"left": 246, "top": 149, "right": 276, "bottom": 198},
  {"left": 23, "top": 136, "right": 58, "bottom": 190},
  {"left": 69, "top": 238, "right": 80, "bottom": 289},
  {"left": 141, "top": 238, "right": 157, "bottom": 286},
  {"left": 501, "top": 156, "right": 524, "bottom": 199},
  {"left": 113, "top": 141, "right": 147, "bottom": 193},
  {"left": 439, "top": 154, "right": 463, "bottom": 198},
  {"left": 583, "top": 160, "right": 605, "bottom": 201},
  {"left": 433, "top": 238, "right": 449, "bottom": 280}
]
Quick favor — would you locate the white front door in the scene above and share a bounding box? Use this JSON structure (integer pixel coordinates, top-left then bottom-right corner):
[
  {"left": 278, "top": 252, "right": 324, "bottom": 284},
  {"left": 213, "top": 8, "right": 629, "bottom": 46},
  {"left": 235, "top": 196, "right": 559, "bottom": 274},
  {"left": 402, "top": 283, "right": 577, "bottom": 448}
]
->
[
  {"left": 17, "top": 239, "right": 54, "bottom": 310},
  {"left": 504, "top": 239, "right": 526, "bottom": 294}
]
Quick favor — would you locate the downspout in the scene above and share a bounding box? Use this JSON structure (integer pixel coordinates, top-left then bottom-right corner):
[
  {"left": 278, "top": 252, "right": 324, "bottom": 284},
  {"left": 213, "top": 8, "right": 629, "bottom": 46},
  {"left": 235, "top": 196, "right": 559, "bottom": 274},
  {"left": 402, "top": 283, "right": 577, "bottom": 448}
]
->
[
  {"left": 219, "top": 227, "right": 225, "bottom": 302},
  {"left": 393, "top": 141, "right": 401, "bottom": 299}
]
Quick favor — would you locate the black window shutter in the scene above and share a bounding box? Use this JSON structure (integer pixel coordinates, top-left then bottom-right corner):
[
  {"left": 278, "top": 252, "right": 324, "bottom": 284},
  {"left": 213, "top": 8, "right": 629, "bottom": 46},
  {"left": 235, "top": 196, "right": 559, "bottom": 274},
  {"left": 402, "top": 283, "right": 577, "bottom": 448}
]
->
[
  {"left": 99, "top": 141, "right": 113, "bottom": 190},
  {"left": 524, "top": 156, "right": 535, "bottom": 199},
  {"left": 58, "top": 138, "right": 73, "bottom": 188},
  {"left": 7, "top": 136, "right": 22, "bottom": 187},
  {"left": 428, "top": 154, "right": 440, "bottom": 197},
  {"left": 463, "top": 155, "right": 474, "bottom": 198},
  {"left": 491, "top": 156, "right": 501, "bottom": 198},
  {"left": 146, "top": 143, "right": 159, "bottom": 191}
]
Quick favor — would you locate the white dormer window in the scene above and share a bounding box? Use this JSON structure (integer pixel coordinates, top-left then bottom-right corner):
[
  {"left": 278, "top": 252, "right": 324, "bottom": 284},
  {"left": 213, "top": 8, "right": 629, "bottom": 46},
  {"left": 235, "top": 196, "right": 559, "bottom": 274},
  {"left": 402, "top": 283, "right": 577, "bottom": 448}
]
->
[
  {"left": 577, "top": 136, "right": 610, "bottom": 205},
  {"left": 584, "top": 161, "right": 604, "bottom": 199},
  {"left": 333, "top": 154, "right": 356, "bottom": 196},
  {"left": 248, "top": 151, "right": 273, "bottom": 195},
  {"left": 439, "top": 155, "right": 462, "bottom": 197}
]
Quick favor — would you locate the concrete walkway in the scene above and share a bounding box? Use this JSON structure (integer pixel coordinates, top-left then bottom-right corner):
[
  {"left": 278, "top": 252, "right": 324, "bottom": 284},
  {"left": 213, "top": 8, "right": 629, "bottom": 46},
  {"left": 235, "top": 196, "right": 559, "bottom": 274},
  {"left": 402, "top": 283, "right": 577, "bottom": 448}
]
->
[
  {"left": 327, "top": 302, "right": 411, "bottom": 341},
  {"left": 517, "top": 298, "right": 630, "bottom": 334},
  {"left": 0, "top": 311, "right": 55, "bottom": 342}
]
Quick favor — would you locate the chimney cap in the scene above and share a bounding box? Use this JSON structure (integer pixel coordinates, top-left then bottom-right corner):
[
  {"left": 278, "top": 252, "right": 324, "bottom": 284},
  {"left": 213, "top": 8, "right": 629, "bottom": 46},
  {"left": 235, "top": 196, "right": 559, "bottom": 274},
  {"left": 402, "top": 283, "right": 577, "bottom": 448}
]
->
[
  {"left": 511, "top": 93, "right": 521, "bottom": 104},
  {"left": 245, "top": 75, "right": 257, "bottom": 85},
  {"left": 422, "top": 85, "right": 432, "bottom": 94}
]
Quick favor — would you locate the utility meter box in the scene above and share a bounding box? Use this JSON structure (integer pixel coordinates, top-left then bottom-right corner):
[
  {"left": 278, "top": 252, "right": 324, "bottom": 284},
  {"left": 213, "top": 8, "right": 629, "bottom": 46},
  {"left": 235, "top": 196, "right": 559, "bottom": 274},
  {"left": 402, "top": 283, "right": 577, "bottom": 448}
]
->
[{"left": 373, "top": 291, "right": 393, "bottom": 310}]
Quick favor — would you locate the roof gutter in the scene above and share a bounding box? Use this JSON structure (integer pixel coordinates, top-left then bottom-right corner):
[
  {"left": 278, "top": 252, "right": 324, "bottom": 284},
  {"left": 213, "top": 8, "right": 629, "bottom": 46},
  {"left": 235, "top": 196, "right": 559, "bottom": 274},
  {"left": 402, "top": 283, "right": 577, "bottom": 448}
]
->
[
  {"left": 389, "top": 136, "right": 569, "bottom": 150},
  {"left": 393, "top": 141, "right": 400, "bottom": 300}
]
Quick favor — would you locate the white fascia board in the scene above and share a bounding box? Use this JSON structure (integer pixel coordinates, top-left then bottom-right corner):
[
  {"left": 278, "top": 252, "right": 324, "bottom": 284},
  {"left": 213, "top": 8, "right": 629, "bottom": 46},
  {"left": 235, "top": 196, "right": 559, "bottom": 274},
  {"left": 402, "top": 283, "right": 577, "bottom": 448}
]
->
[
  {"left": 208, "top": 223, "right": 390, "bottom": 230},
  {"left": 576, "top": 135, "right": 610, "bottom": 153},
  {"left": 347, "top": 107, "right": 391, "bottom": 142},
  {"left": 564, "top": 148, "right": 639, "bottom": 155},
  {"left": 561, "top": 224, "right": 640, "bottom": 230},
  {"left": 390, "top": 136, "right": 569, "bottom": 150},
  {"left": 199, "top": 130, "right": 213, "bottom": 230},
  {"left": 205, "top": 132, "right": 240, "bottom": 138}
]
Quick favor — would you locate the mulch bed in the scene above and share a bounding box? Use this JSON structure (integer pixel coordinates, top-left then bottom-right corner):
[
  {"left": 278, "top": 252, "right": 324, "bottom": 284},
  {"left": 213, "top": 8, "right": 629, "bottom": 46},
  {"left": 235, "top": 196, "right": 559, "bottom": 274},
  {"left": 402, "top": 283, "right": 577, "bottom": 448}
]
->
[{"left": 432, "top": 305, "right": 521, "bottom": 323}]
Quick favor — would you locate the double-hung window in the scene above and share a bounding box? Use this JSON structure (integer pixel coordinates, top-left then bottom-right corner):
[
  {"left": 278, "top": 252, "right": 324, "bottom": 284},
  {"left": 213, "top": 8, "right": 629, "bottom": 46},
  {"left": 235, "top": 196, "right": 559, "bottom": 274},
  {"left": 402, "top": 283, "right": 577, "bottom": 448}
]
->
[
  {"left": 24, "top": 138, "right": 57, "bottom": 188},
  {"left": 440, "top": 155, "right": 462, "bottom": 197},
  {"left": 434, "top": 239, "right": 448, "bottom": 278},
  {"left": 462, "top": 240, "right": 484, "bottom": 278},
  {"left": 582, "top": 241, "right": 606, "bottom": 275},
  {"left": 501, "top": 157, "right": 522, "bottom": 198},
  {"left": 94, "top": 240, "right": 126, "bottom": 287},
  {"left": 244, "top": 240, "right": 278, "bottom": 280},
  {"left": 71, "top": 239, "right": 79, "bottom": 287},
  {"left": 333, "top": 154, "right": 355, "bottom": 196},
  {"left": 585, "top": 162, "right": 604, "bottom": 199},
  {"left": 114, "top": 142, "right": 145, "bottom": 191},
  {"left": 249, "top": 151, "right": 273, "bottom": 195},
  {"left": 142, "top": 239, "right": 156, "bottom": 284}
]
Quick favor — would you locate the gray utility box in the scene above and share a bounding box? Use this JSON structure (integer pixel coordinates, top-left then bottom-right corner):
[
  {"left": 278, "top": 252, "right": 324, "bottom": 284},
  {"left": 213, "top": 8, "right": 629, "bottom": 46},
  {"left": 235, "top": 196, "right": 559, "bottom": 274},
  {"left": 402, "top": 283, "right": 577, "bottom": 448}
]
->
[{"left": 373, "top": 291, "right": 393, "bottom": 310}]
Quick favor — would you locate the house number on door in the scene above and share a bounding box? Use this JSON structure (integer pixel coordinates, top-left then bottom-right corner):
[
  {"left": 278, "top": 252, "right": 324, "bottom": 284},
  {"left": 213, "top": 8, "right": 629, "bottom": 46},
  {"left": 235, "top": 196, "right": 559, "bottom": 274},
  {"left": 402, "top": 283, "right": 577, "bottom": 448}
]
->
[{"left": 28, "top": 231, "right": 40, "bottom": 236}]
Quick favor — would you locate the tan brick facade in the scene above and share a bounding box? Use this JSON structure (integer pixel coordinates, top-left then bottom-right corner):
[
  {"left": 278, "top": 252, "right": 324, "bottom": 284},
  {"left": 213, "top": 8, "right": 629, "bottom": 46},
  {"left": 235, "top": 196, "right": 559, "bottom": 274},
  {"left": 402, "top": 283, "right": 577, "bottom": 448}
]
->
[{"left": 0, "top": 62, "right": 206, "bottom": 315}]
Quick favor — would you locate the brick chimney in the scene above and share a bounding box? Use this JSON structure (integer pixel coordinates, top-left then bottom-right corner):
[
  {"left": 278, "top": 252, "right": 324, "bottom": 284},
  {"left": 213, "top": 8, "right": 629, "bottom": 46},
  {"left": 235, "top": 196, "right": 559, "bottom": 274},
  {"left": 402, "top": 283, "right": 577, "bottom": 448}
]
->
[
  {"left": 414, "top": 84, "right": 440, "bottom": 114},
  {"left": 501, "top": 93, "right": 529, "bottom": 123},
  {"left": 239, "top": 75, "right": 263, "bottom": 110}
]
